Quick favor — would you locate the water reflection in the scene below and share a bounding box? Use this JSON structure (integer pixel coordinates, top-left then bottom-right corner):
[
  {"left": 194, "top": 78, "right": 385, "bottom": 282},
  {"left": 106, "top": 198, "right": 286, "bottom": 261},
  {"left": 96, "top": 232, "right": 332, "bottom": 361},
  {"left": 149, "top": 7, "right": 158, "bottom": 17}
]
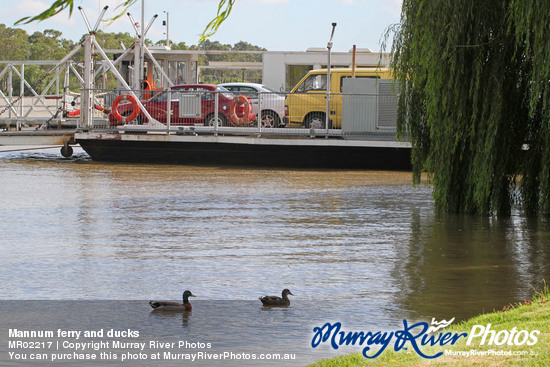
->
[
  {"left": 149, "top": 310, "right": 192, "bottom": 329},
  {"left": 394, "top": 211, "right": 550, "bottom": 321},
  {"left": 1, "top": 150, "right": 549, "bottom": 327}
]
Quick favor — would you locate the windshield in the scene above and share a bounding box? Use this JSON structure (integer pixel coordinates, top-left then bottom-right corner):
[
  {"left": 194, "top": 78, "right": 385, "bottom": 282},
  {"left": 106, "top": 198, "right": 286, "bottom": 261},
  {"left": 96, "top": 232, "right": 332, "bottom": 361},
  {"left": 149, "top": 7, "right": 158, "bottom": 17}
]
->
[
  {"left": 149, "top": 90, "right": 166, "bottom": 102},
  {"left": 296, "top": 74, "right": 327, "bottom": 92},
  {"left": 216, "top": 86, "right": 235, "bottom": 99}
]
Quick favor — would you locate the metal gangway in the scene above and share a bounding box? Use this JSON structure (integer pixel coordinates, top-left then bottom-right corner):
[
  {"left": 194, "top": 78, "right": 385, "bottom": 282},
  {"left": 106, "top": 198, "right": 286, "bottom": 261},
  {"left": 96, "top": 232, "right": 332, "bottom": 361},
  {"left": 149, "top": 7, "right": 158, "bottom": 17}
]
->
[{"left": 0, "top": 5, "right": 173, "bottom": 156}]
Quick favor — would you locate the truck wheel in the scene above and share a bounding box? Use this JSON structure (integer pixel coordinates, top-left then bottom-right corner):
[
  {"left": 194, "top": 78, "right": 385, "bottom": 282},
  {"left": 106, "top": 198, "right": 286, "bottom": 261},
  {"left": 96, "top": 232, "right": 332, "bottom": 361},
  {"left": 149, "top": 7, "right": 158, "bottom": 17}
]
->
[{"left": 304, "top": 113, "right": 326, "bottom": 129}]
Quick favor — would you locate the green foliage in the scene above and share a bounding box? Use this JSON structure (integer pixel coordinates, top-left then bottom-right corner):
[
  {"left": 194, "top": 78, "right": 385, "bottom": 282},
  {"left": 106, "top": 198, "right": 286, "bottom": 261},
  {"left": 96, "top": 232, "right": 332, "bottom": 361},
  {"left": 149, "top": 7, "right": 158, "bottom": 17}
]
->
[
  {"left": 0, "top": 22, "right": 266, "bottom": 92},
  {"left": 0, "top": 26, "right": 75, "bottom": 61},
  {"left": 15, "top": 0, "right": 137, "bottom": 25},
  {"left": 0, "top": 24, "right": 30, "bottom": 60},
  {"left": 29, "top": 29, "right": 73, "bottom": 59},
  {"left": 390, "top": 0, "right": 550, "bottom": 216},
  {"left": 5, "top": 1, "right": 258, "bottom": 95},
  {"left": 193, "top": 40, "right": 265, "bottom": 84},
  {"left": 0, "top": 25, "right": 76, "bottom": 95},
  {"left": 15, "top": 0, "right": 232, "bottom": 42},
  {"left": 155, "top": 40, "right": 189, "bottom": 50},
  {"left": 200, "top": 0, "right": 235, "bottom": 42},
  {"left": 15, "top": 0, "right": 76, "bottom": 25},
  {"left": 92, "top": 30, "right": 136, "bottom": 50},
  {"left": 27, "top": 30, "right": 75, "bottom": 93}
]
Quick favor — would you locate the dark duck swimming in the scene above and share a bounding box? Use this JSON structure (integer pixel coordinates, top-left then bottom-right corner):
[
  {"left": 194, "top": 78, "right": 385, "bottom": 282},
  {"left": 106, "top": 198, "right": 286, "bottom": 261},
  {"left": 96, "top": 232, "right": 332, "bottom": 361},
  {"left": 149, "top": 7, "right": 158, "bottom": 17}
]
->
[
  {"left": 149, "top": 290, "right": 196, "bottom": 312},
  {"left": 259, "top": 289, "right": 294, "bottom": 307}
]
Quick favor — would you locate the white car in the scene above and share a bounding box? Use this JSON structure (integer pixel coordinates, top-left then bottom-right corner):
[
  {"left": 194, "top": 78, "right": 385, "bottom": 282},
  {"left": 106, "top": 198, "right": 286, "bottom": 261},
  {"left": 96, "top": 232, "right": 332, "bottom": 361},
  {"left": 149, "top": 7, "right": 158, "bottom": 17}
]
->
[{"left": 219, "top": 83, "right": 286, "bottom": 128}]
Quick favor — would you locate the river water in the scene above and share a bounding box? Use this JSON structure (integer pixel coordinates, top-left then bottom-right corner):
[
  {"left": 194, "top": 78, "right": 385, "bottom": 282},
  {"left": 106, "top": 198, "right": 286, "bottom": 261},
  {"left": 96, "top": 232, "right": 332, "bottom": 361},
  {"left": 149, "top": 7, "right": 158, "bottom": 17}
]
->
[{"left": 0, "top": 147, "right": 549, "bottom": 366}]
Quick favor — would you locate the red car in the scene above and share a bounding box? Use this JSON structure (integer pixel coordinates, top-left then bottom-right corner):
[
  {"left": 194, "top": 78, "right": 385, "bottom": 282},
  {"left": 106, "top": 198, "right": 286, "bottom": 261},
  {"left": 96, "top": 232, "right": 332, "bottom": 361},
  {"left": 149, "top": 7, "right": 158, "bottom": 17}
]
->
[{"left": 109, "top": 84, "right": 255, "bottom": 126}]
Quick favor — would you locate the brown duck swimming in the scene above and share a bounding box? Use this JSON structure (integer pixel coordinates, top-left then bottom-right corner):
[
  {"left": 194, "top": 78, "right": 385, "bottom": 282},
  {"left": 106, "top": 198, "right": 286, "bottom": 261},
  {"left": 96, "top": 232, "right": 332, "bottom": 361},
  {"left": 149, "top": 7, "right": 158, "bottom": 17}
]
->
[
  {"left": 259, "top": 289, "right": 294, "bottom": 307},
  {"left": 149, "top": 290, "right": 196, "bottom": 312}
]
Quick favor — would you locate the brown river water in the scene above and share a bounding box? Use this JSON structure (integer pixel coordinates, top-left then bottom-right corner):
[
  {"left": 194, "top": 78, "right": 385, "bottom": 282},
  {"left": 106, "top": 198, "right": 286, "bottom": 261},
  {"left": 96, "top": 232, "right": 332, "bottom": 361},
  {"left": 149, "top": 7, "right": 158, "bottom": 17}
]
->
[{"left": 0, "top": 146, "right": 549, "bottom": 366}]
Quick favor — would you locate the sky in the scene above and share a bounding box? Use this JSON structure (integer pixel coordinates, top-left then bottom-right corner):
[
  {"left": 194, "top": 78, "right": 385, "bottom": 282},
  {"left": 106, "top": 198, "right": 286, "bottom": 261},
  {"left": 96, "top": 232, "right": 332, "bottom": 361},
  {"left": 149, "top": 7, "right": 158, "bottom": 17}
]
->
[{"left": 1, "top": 0, "right": 403, "bottom": 52}]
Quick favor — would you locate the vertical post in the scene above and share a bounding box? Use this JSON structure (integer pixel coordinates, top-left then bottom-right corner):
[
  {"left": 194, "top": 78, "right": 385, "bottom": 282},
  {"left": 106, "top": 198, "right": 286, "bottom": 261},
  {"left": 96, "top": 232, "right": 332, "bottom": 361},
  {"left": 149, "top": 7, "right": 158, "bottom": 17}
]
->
[
  {"left": 326, "top": 22, "right": 337, "bottom": 134},
  {"left": 127, "top": 12, "right": 142, "bottom": 92},
  {"left": 214, "top": 91, "right": 219, "bottom": 135},
  {"left": 352, "top": 45, "right": 356, "bottom": 78},
  {"left": 140, "top": 0, "right": 145, "bottom": 95},
  {"left": 257, "top": 90, "right": 262, "bottom": 133},
  {"left": 18, "top": 64, "right": 24, "bottom": 130},
  {"left": 56, "top": 66, "right": 60, "bottom": 111},
  {"left": 166, "top": 89, "right": 171, "bottom": 133},
  {"left": 8, "top": 65, "right": 12, "bottom": 120},
  {"left": 164, "top": 11, "right": 170, "bottom": 48},
  {"left": 63, "top": 63, "right": 70, "bottom": 122},
  {"left": 81, "top": 34, "right": 94, "bottom": 128},
  {"left": 77, "top": 5, "right": 111, "bottom": 128},
  {"left": 134, "top": 40, "right": 141, "bottom": 93}
]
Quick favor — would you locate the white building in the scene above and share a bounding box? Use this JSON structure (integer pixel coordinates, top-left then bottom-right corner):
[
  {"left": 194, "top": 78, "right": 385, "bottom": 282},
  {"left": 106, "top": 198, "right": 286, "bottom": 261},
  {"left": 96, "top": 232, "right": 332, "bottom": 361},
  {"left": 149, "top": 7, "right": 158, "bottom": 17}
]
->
[{"left": 262, "top": 49, "right": 390, "bottom": 91}]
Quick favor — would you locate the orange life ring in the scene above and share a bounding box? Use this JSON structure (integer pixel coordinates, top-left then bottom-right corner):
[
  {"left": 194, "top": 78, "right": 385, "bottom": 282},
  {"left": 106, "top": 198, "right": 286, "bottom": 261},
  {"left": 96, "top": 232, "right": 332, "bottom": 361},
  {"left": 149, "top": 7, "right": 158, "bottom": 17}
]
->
[
  {"left": 111, "top": 95, "right": 140, "bottom": 122},
  {"left": 229, "top": 95, "right": 252, "bottom": 125}
]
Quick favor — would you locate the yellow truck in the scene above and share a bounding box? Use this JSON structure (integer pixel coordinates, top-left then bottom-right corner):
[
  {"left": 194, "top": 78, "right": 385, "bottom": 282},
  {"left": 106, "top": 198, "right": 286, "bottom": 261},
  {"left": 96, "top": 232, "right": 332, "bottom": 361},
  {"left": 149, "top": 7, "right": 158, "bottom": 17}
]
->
[{"left": 283, "top": 67, "right": 392, "bottom": 128}]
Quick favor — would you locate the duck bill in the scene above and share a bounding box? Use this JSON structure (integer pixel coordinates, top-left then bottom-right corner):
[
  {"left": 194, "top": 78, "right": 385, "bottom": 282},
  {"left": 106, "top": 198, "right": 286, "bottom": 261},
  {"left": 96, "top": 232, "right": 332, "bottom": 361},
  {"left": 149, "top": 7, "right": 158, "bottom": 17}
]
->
[{"left": 190, "top": 293, "right": 197, "bottom": 297}]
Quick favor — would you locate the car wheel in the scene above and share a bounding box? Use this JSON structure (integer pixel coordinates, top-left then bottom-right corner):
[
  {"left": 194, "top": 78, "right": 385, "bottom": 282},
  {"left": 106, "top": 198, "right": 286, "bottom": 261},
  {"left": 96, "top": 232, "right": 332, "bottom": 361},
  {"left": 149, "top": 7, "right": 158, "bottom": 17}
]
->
[
  {"left": 304, "top": 113, "right": 326, "bottom": 129},
  {"left": 205, "top": 113, "right": 227, "bottom": 127},
  {"left": 260, "top": 111, "right": 280, "bottom": 128}
]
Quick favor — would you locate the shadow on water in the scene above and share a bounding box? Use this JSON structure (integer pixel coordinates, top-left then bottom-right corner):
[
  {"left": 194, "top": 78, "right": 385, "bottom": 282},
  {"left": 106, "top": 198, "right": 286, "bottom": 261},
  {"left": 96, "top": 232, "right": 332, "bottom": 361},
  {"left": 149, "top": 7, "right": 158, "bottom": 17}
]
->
[{"left": 393, "top": 210, "right": 550, "bottom": 321}]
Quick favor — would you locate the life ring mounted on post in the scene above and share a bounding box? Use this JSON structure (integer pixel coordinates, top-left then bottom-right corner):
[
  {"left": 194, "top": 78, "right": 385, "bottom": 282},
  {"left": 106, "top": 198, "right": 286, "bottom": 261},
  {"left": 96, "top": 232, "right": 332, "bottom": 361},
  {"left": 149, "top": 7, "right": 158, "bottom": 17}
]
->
[
  {"left": 111, "top": 94, "right": 140, "bottom": 122},
  {"left": 229, "top": 95, "right": 252, "bottom": 125}
]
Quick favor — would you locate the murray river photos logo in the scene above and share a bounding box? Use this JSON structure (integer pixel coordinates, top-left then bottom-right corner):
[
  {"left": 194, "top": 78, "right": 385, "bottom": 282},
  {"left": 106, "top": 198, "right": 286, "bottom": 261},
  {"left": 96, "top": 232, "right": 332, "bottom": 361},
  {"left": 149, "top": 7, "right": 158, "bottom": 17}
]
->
[{"left": 311, "top": 318, "right": 540, "bottom": 359}]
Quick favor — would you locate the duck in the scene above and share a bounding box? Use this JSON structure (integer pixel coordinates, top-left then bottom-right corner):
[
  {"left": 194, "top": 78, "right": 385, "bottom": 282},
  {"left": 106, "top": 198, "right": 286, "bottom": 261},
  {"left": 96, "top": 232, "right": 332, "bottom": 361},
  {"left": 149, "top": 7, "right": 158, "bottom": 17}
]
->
[
  {"left": 149, "top": 290, "right": 196, "bottom": 312},
  {"left": 259, "top": 289, "right": 294, "bottom": 307}
]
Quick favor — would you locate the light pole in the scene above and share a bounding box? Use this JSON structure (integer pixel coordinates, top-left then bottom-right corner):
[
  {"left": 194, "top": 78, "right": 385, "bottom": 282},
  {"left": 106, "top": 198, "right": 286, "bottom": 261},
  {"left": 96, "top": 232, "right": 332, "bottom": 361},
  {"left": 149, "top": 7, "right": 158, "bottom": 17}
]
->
[
  {"left": 326, "top": 22, "right": 337, "bottom": 133},
  {"left": 163, "top": 11, "right": 170, "bottom": 48},
  {"left": 140, "top": 0, "right": 145, "bottom": 92}
]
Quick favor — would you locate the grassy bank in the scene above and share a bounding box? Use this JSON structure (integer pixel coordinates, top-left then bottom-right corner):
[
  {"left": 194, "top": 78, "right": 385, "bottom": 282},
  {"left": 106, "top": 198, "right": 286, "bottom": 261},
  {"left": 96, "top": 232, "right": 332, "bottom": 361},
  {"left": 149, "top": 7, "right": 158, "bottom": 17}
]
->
[{"left": 310, "top": 284, "right": 550, "bottom": 366}]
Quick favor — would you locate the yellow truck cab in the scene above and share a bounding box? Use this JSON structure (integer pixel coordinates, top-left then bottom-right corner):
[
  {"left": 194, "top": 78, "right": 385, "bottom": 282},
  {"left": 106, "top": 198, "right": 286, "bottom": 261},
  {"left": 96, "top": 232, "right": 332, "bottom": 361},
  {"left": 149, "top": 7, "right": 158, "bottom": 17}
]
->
[{"left": 283, "top": 67, "right": 392, "bottom": 128}]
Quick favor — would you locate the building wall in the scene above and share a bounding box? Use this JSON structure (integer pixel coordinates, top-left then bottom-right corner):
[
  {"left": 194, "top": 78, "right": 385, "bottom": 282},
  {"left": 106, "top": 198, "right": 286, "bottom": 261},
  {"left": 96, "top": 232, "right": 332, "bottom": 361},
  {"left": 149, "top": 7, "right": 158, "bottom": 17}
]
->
[{"left": 262, "top": 50, "right": 390, "bottom": 91}]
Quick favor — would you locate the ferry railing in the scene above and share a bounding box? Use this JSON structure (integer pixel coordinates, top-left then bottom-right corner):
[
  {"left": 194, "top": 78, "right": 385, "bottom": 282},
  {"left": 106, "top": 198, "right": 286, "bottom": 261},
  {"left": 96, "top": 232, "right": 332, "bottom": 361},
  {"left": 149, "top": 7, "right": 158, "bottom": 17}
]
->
[
  {"left": 98, "top": 88, "right": 290, "bottom": 135},
  {"left": 0, "top": 62, "right": 66, "bottom": 129},
  {"left": 71, "top": 88, "right": 401, "bottom": 141},
  {"left": 0, "top": 60, "right": 116, "bottom": 130}
]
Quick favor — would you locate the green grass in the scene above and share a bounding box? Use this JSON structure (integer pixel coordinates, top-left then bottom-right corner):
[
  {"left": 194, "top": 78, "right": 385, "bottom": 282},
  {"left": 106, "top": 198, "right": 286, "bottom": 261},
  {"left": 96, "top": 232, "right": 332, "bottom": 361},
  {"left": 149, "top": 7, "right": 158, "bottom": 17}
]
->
[{"left": 309, "top": 283, "right": 550, "bottom": 367}]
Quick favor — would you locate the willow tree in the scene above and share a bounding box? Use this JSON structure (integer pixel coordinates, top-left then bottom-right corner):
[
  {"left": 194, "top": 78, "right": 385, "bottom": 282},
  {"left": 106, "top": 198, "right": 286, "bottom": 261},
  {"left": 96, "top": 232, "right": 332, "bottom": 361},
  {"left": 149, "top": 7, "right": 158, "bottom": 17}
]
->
[{"left": 391, "top": 0, "right": 550, "bottom": 216}]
